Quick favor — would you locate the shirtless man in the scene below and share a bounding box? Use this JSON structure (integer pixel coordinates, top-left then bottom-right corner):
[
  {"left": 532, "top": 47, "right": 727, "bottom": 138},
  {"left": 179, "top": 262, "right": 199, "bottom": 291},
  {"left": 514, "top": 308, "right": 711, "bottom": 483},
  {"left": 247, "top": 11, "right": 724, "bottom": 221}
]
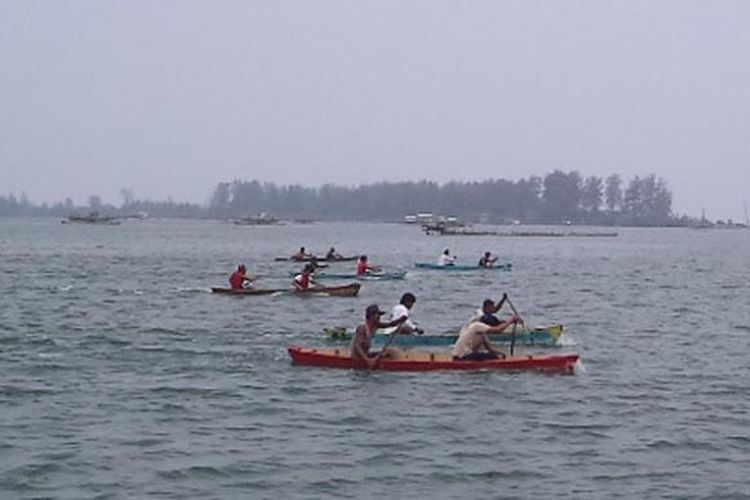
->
[{"left": 350, "top": 304, "right": 408, "bottom": 369}]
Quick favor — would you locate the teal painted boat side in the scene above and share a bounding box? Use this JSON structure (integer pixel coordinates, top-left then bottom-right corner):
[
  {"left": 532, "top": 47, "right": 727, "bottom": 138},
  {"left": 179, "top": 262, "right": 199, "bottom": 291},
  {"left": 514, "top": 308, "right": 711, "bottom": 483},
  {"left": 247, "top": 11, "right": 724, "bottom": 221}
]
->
[{"left": 324, "top": 324, "right": 562, "bottom": 346}]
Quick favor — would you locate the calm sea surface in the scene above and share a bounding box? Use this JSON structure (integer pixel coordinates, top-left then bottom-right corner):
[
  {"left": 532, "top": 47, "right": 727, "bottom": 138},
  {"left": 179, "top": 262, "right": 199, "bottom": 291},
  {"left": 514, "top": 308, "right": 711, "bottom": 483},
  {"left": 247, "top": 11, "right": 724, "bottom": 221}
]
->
[{"left": 1, "top": 218, "right": 748, "bottom": 499}]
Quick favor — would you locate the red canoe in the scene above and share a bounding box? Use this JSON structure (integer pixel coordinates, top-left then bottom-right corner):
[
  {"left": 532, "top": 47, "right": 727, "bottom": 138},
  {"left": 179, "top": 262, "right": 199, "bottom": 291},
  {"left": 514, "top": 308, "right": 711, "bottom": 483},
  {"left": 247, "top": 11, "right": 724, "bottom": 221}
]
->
[
  {"left": 287, "top": 346, "right": 579, "bottom": 374},
  {"left": 211, "top": 283, "right": 361, "bottom": 297}
]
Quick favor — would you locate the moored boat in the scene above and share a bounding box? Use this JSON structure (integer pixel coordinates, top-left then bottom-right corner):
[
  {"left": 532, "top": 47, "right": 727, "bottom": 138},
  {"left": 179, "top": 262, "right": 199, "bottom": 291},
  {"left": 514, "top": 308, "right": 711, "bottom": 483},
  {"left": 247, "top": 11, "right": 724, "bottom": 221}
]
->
[
  {"left": 211, "top": 283, "right": 361, "bottom": 297},
  {"left": 323, "top": 323, "right": 563, "bottom": 346},
  {"left": 63, "top": 212, "right": 121, "bottom": 225},
  {"left": 414, "top": 262, "right": 512, "bottom": 271},
  {"left": 288, "top": 346, "right": 579, "bottom": 373}
]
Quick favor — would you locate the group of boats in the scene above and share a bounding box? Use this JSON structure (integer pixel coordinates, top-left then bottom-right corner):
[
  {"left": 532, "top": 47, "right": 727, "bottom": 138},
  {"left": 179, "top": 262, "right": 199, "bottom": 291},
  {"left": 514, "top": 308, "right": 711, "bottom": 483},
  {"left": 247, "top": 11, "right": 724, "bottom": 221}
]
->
[{"left": 211, "top": 249, "right": 580, "bottom": 374}]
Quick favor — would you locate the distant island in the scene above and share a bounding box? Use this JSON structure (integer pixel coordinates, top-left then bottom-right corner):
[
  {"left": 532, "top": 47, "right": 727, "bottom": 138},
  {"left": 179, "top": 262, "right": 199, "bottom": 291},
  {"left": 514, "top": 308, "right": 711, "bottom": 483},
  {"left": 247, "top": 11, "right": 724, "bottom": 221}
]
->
[{"left": 1, "top": 171, "right": 746, "bottom": 228}]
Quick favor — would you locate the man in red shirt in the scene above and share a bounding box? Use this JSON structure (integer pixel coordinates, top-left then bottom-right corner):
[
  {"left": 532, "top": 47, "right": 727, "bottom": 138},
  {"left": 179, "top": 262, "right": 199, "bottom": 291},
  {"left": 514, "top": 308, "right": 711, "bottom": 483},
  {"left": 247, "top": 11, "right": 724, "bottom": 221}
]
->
[
  {"left": 229, "top": 264, "right": 251, "bottom": 290},
  {"left": 293, "top": 264, "right": 316, "bottom": 291},
  {"left": 356, "top": 255, "right": 380, "bottom": 276}
]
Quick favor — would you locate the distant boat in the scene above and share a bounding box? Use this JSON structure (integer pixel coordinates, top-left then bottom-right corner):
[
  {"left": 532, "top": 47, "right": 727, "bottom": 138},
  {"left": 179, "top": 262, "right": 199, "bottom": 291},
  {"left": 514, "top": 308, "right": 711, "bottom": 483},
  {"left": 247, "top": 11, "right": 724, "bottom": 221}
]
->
[
  {"left": 227, "top": 213, "right": 280, "bottom": 225},
  {"left": 62, "top": 212, "right": 121, "bottom": 225}
]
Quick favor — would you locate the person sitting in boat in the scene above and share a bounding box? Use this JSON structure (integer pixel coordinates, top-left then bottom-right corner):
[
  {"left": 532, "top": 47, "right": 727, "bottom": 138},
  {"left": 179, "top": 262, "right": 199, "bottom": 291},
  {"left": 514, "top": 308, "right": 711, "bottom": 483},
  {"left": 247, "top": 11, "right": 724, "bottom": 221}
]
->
[
  {"left": 326, "top": 247, "right": 343, "bottom": 260},
  {"left": 351, "top": 304, "right": 408, "bottom": 369},
  {"left": 292, "top": 247, "right": 315, "bottom": 261},
  {"left": 229, "top": 264, "right": 253, "bottom": 290},
  {"left": 452, "top": 314, "right": 519, "bottom": 361},
  {"left": 292, "top": 263, "right": 318, "bottom": 291},
  {"left": 478, "top": 251, "right": 498, "bottom": 268},
  {"left": 438, "top": 249, "right": 456, "bottom": 266},
  {"left": 384, "top": 292, "right": 424, "bottom": 335},
  {"left": 356, "top": 255, "right": 380, "bottom": 276},
  {"left": 476, "top": 294, "right": 510, "bottom": 326}
]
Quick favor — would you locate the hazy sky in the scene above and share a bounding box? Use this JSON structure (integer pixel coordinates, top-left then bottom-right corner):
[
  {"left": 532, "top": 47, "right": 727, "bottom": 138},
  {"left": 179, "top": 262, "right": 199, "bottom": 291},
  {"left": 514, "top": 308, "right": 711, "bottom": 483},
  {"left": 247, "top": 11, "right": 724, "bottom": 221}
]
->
[{"left": 2, "top": 1, "right": 749, "bottom": 219}]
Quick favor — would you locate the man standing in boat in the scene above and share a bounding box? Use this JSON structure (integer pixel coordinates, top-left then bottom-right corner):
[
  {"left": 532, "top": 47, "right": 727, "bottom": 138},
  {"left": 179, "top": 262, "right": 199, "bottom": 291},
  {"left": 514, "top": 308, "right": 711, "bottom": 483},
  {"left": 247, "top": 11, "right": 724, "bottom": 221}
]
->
[
  {"left": 438, "top": 249, "right": 456, "bottom": 266},
  {"left": 229, "top": 264, "right": 253, "bottom": 290},
  {"left": 384, "top": 293, "right": 424, "bottom": 335},
  {"left": 351, "top": 304, "right": 408, "bottom": 369}
]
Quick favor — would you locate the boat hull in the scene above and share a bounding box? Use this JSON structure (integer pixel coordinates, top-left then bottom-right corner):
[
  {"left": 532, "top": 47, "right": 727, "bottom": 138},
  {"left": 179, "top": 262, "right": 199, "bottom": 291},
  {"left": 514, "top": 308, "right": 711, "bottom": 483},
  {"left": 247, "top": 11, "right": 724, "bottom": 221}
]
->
[
  {"left": 211, "top": 283, "right": 361, "bottom": 297},
  {"left": 288, "top": 271, "right": 407, "bottom": 281},
  {"left": 288, "top": 346, "right": 578, "bottom": 373},
  {"left": 275, "top": 256, "right": 358, "bottom": 262},
  {"left": 414, "top": 262, "right": 512, "bottom": 271},
  {"left": 324, "top": 324, "right": 563, "bottom": 346}
]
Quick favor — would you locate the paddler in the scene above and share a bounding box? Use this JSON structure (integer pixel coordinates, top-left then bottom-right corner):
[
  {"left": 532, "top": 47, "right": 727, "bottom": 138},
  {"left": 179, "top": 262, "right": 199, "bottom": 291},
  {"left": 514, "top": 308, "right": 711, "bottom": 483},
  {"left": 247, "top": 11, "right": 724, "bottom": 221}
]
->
[
  {"left": 351, "top": 304, "right": 408, "bottom": 368},
  {"left": 474, "top": 294, "right": 509, "bottom": 326},
  {"left": 478, "top": 251, "right": 498, "bottom": 268},
  {"left": 384, "top": 292, "right": 424, "bottom": 335},
  {"left": 292, "top": 263, "right": 317, "bottom": 291},
  {"left": 356, "top": 255, "right": 380, "bottom": 276},
  {"left": 438, "top": 248, "right": 456, "bottom": 266},
  {"left": 326, "top": 247, "right": 343, "bottom": 260},
  {"left": 452, "top": 313, "right": 519, "bottom": 361},
  {"left": 229, "top": 264, "right": 253, "bottom": 290},
  {"left": 292, "top": 246, "right": 315, "bottom": 261}
]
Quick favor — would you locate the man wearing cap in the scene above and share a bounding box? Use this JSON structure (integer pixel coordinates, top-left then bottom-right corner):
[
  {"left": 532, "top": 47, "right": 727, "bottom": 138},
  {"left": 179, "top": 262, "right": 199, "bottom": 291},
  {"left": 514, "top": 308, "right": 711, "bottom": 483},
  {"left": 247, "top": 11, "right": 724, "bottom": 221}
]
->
[
  {"left": 351, "top": 304, "right": 408, "bottom": 368},
  {"left": 229, "top": 264, "right": 253, "bottom": 290}
]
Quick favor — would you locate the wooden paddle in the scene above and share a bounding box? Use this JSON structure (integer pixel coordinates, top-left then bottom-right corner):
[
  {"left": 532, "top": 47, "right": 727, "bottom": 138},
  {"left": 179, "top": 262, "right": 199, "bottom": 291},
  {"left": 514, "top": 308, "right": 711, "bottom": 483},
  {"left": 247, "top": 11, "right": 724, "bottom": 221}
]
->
[
  {"left": 368, "top": 317, "right": 407, "bottom": 372},
  {"left": 505, "top": 295, "right": 527, "bottom": 331},
  {"left": 505, "top": 295, "right": 527, "bottom": 356}
]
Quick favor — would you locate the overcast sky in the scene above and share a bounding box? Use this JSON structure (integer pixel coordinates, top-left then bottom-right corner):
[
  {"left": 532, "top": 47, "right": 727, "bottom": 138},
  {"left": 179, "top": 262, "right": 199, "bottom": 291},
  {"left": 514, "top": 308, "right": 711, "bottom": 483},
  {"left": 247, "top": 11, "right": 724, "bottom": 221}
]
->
[{"left": 2, "top": 1, "right": 749, "bottom": 220}]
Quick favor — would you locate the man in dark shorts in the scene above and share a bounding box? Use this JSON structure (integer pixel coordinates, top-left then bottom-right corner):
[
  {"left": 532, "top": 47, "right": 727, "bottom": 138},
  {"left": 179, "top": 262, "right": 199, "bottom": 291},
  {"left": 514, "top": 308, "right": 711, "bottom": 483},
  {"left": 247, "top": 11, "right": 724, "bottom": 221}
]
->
[{"left": 350, "top": 304, "right": 407, "bottom": 369}]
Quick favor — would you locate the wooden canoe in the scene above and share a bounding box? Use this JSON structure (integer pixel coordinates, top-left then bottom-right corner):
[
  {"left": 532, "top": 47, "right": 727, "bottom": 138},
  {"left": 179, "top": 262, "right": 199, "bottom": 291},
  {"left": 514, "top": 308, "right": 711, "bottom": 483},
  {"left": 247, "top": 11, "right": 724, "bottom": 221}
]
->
[
  {"left": 288, "top": 346, "right": 579, "bottom": 373},
  {"left": 211, "top": 283, "right": 361, "bottom": 297}
]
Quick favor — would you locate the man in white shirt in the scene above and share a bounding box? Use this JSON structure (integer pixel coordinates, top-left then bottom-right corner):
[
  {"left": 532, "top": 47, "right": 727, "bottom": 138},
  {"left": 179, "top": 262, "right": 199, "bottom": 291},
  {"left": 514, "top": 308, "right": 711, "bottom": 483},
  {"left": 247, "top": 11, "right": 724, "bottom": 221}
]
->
[
  {"left": 452, "top": 314, "right": 519, "bottom": 361},
  {"left": 384, "top": 293, "right": 424, "bottom": 335},
  {"left": 438, "top": 249, "right": 456, "bottom": 266}
]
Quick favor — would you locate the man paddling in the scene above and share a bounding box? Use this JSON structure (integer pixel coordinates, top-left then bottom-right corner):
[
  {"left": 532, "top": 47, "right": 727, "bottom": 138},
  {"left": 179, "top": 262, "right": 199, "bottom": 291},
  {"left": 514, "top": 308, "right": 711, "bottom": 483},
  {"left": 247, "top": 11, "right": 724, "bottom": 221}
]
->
[
  {"left": 384, "top": 292, "right": 424, "bottom": 335},
  {"left": 478, "top": 251, "right": 498, "bottom": 268},
  {"left": 292, "top": 247, "right": 315, "bottom": 261},
  {"left": 326, "top": 247, "right": 343, "bottom": 260},
  {"left": 356, "top": 255, "right": 380, "bottom": 276},
  {"left": 351, "top": 304, "right": 408, "bottom": 369},
  {"left": 292, "top": 263, "right": 318, "bottom": 291},
  {"left": 438, "top": 248, "right": 456, "bottom": 266},
  {"left": 452, "top": 313, "right": 519, "bottom": 361},
  {"left": 476, "top": 294, "right": 509, "bottom": 326},
  {"left": 229, "top": 264, "right": 253, "bottom": 290}
]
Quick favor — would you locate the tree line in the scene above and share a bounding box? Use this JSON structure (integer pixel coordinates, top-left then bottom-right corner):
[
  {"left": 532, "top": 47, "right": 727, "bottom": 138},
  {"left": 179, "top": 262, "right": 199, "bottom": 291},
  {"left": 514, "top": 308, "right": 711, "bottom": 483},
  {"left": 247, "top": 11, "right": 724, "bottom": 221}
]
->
[
  {"left": 207, "top": 171, "right": 675, "bottom": 226},
  {"left": 1, "top": 170, "right": 685, "bottom": 226}
]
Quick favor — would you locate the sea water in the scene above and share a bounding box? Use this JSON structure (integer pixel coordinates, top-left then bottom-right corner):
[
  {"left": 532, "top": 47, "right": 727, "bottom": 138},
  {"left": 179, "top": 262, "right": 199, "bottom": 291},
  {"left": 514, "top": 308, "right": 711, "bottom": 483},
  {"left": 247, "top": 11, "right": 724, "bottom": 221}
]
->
[{"left": 1, "top": 218, "right": 748, "bottom": 499}]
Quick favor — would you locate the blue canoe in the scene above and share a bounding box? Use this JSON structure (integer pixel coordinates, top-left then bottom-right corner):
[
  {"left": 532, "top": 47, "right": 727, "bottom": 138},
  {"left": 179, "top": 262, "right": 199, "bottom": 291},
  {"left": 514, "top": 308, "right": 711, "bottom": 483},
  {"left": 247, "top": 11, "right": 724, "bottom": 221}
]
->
[
  {"left": 323, "top": 324, "right": 563, "bottom": 347},
  {"left": 414, "top": 262, "right": 512, "bottom": 271}
]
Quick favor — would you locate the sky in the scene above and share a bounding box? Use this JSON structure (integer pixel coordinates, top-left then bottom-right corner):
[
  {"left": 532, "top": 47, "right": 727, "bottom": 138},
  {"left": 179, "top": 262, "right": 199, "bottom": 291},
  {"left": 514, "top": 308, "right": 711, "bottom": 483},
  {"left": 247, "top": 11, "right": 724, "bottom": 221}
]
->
[{"left": 1, "top": 0, "right": 749, "bottom": 220}]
